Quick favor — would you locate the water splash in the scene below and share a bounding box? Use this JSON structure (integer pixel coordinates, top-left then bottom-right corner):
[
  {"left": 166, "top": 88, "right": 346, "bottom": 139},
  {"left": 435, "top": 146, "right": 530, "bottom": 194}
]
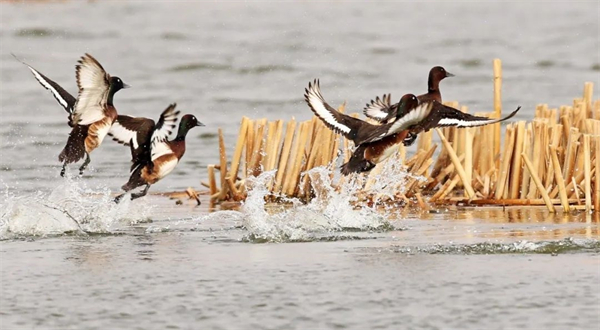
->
[
  {"left": 0, "top": 177, "right": 153, "bottom": 239},
  {"left": 239, "top": 167, "right": 394, "bottom": 243}
]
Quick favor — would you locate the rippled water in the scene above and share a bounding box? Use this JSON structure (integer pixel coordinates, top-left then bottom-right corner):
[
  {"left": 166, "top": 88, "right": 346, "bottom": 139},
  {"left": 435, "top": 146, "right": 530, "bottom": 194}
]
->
[{"left": 1, "top": 1, "right": 600, "bottom": 329}]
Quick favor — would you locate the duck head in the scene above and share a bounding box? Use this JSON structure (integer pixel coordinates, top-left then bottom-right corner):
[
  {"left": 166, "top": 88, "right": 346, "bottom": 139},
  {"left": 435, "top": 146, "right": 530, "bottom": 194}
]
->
[
  {"left": 428, "top": 66, "right": 454, "bottom": 92},
  {"left": 176, "top": 114, "right": 205, "bottom": 140},
  {"left": 394, "top": 94, "right": 419, "bottom": 119},
  {"left": 107, "top": 76, "right": 130, "bottom": 105}
]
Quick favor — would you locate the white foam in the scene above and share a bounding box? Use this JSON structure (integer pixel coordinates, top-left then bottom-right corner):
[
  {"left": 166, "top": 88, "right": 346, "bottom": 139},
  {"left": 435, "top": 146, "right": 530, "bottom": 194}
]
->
[
  {"left": 0, "top": 178, "right": 154, "bottom": 239},
  {"left": 222, "top": 168, "right": 397, "bottom": 242}
]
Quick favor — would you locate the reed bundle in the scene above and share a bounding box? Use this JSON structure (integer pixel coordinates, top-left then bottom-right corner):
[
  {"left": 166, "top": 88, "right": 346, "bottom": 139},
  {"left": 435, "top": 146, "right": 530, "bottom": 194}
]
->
[
  {"left": 204, "top": 104, "right": 350, "bottom": 204},
  {"left": 204, "top": 59, "right": 600, "bottom": 212}
]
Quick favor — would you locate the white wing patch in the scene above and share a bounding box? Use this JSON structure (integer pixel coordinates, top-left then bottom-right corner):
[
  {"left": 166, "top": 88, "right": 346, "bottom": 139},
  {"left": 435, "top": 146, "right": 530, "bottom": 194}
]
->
[
  {"left": 150, "top": 104, "right": 179, "bottom": 146},
  {"left": 73, "top": 54, "right": 109, "bottom": 125},
  {"left": 27, "top": 66, "right": 70, "bottom": 110},
  {"left": 364, "top": 105, "right": 389, "bottom": 120},
  {"left": 151, "top": 141, "right": 173, "bottom": 161},
  {"left": 388, "top": 102, "right": 433, "bottom": 133},
  {"left": 108, "top": 119, "right": 138, "bottom": 148},
  {"left": 438, "top": 117, "right": 505, "bottom": 127},
  {"left": 363, "top": 94, "right": 391, "bottom": 120},
  {"left": 305, "top": 81, "right": 351, "bottom": 134}
]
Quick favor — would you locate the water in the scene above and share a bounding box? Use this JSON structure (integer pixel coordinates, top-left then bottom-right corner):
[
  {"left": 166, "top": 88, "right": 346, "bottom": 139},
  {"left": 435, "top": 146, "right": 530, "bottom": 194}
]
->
[{"left": 1, "top": 1, "right": 600, "bottom": 329}]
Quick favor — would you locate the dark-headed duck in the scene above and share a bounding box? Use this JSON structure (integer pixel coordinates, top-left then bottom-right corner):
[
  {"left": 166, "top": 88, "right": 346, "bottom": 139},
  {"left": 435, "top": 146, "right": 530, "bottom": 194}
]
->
[
  {"left": 304, "top": 79, "right": 422, "bottom": 146},
  {"left": 305, "top": 79, "right": 521, "bottom": 175},
  {"left": 16, "top": 53, "right": 129, "bottom": 176},
  {"left": 341, "top": 95, "right": 418, "bottom": 175},
  {"left": 364, "top": 66, "right": 454, "bottom": 124},
  {"left": 114, "top": 111, "right": 204, "bottom": 203},
  {"left": 364, "top": 66, "right": 454, "bottom": 145}
]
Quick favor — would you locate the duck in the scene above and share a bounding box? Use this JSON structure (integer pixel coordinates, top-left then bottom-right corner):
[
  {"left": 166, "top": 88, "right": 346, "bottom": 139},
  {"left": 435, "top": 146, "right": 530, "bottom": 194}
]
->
[
  {"left": 14, "top": 54, "right": 172, "bottom": 156},
  {"left": 363, "top": 66, "right": 454, "bottom": 145},
  {"left": 304, "top": 80, "right": 424, "bottom": 147},
  {"left": 364, "top": 66, "right": 454, "bottom": 124},
  {"left": 114, "top": 110, "right": 205, "bottom": 204},
  {"left": 341, "top": 96, "right": 417, "bottom": 175},
  {"left": 15, "top": 53, "right": 129, "bottom": 176},
  {"left": 304, "top": 79, "right": 521, "bottom": 175}
]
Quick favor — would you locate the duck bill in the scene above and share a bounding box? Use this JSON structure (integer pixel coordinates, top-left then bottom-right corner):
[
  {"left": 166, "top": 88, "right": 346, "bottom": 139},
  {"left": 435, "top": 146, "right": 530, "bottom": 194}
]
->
[
  {"left": 196, "top": 122, "right": 206, "bottom": 127},
  {"left": 123, "top": 83, "right": 131, "bottom": 89},
  {"left": 445, "top": 72, "right": 455, "bottom": 78}
]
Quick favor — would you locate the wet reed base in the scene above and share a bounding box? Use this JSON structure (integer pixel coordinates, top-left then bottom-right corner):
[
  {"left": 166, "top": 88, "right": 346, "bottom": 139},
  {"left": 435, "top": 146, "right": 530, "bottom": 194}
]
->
[{"left": 203, "top": 60, "right": 599, "bottom": 213}]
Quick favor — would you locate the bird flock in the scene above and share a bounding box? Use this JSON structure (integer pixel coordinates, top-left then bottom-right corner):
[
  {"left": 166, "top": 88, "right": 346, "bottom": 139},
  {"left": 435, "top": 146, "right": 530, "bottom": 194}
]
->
[
  {"left": 16, "top": 54, "right": 519, "bottom": 204},
  {"left": 303, "top": 67, "right": 520, "bottom": 175},
  {"left": 15, "top": 53, "right": 204, "bottom": 204}
]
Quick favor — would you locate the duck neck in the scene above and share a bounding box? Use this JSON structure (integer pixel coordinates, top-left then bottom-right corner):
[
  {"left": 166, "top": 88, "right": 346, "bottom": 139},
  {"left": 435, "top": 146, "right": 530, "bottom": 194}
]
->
[
  {"left": 175, "top": 125, "right": 190, "bottom": 141},
  {"left": 428, "top": 75, "right": 439, "bottom": 93},
  {"left": 107, "top": 85, "right": 119, "bottom": 106}
]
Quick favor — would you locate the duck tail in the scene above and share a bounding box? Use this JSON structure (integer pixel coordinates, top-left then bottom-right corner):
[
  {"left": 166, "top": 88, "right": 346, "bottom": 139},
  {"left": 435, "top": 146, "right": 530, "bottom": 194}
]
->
[
  {"left": 121, "top": 163, "right": 146, "bottom": 192},
  {"left": 340, "top": 146, "right": 376, "bottom": 175},
  {"left": 58, "top": 125, "right": 88, "bottom": 164}
]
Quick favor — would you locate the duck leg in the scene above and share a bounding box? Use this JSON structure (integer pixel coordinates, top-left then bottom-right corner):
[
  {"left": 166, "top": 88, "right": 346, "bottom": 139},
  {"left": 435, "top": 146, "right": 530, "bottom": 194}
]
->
[
  {"left": 79, "top": 152, "right": 90, "bottom": 175},
  {"left": 131, "top": 184, "right": 151, "bottom": 201},
  {"left": 402, "top": 132, "right": 418, "bottom": 146},
  {"left": 113, "top": 193, "right": 126, "bottom": 204},
  {"left": 60, "top": 162, "right": 67, "bottom": 177}
]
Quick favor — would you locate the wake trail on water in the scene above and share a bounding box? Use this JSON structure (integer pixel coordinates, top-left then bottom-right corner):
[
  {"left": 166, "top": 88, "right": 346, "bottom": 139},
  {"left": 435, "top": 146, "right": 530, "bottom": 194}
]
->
[{"left": 0, "top": 176, "right": 154, "bottom": 239}]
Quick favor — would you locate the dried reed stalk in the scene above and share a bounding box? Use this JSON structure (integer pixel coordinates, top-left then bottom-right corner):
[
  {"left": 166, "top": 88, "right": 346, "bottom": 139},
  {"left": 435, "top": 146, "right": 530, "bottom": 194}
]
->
[
  {"left": 550, "top": 146, "right": 570, "bottom": 211},
  {"left": 493, "top": 58, "right": 502, "bottom": 169},
  {"left": 218, "top": 128, "right": 229, "bottom": 200},
  {"left": 229, "top": 117, "right": 249, "bottom": 182},
  {"left": 273, "top": 119, "right": 297, "bottom": 194},
  {"left": 583, "top": 134, "right": 592, "bottom": 211},
  {"left": 522, "top": 153, "right": 555, "bottom": 212},
  {"left": 436, "top": 128, "right": 475, "bottom": 199}
]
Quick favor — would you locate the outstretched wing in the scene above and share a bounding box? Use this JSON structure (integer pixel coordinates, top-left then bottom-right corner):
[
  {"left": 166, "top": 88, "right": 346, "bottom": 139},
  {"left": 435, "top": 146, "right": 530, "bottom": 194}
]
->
[
  {"left": 363, "top": 94, "right": 396, "bottom": 123},
  {"left": 149, "top": 104, "right": 180, "bottom": 162},
  {"left": 108, "top": 115, "right": 155, "bottom": 148},
  {"left": 73, "top": 53, "right": 110, "bottom": 125},
  {"left": 419, "top": 103, "right": 522, "bottom": 131},
  {"left": 150, "top": 103, "right": 180, "bottom": 145},
  {"left": 304, "top": 79, "right": 370, "bottom": 140},
  {"left": 13, "top": 54, "right": 77, "bottom": 126},
  {"left": 385, "top": 102, "right": 435, "bottom": 135}
]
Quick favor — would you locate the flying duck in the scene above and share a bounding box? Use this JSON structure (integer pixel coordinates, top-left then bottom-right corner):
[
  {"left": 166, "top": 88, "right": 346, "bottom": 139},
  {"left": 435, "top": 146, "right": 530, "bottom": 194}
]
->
[
  {"left": 364, "top": 66, "right": 454, "bottom": 124},
  {"left": 305, "top": 79, "right": 423, "bottom": 146},
  {"left": 304, "top": 79, "right": 521, "bottom": 174},
  {"left": 363, "top": 66, "right": 454, "bottom": 145},
  {"left": 15, "top": 53, "right": 129, "bottom": 176},
  {"left": 114, "top": 110, "right": 204, "bottom": 204},
  {"left": 341, "top": 95, "right": 418, "bottom": 175}
]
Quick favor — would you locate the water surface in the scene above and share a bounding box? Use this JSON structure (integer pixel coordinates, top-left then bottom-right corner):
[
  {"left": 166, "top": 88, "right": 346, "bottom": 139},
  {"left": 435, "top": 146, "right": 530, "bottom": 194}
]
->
[{"left": 1, "top": 1, "right": 599, "bottom": 329}]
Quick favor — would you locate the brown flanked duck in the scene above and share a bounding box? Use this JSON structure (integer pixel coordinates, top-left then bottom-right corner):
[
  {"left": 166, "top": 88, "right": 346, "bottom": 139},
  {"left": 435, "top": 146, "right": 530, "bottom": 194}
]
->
[
  {"left": 341, "top": 96, "right": 417, "bottom": 175},
  {"left": 304, "top": 79, "right": 521, "bottom": 175},
  {"left": 363, "top": 66, "right": 454, "bottom": 145},
  {"left": 114, "top": 110, "right": 204, "bottom": 204},
  {"left": 15, "top": 53, "right": 129, "bottom": 176}
]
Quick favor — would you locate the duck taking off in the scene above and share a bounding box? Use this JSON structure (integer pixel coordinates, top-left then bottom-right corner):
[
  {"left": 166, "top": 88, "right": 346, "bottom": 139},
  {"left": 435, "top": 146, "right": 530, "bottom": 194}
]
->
[
  {"left": 15, "top": 53, "right": 129, "bottom": 176},
  {"left": 363, "top": 66, "right": 454, "bottom": 124},
  {"left": 363, "top": 66, "right": 454, "bottom": 146},
  {"left": 304, "top": 79, "right": 521, "bottom": 175},
  {"left": 114, "top": 110, "right": 204, "bottom": 204}
]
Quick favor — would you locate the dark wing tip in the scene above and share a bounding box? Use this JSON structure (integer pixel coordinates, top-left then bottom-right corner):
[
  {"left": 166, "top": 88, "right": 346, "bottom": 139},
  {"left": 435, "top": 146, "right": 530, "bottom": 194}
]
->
[
  {"left": 11, "top": 53, "right": 24, "bottom": 64},
  {"left": 503, "top": 106, "right": 521, "bottom": 121}
]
